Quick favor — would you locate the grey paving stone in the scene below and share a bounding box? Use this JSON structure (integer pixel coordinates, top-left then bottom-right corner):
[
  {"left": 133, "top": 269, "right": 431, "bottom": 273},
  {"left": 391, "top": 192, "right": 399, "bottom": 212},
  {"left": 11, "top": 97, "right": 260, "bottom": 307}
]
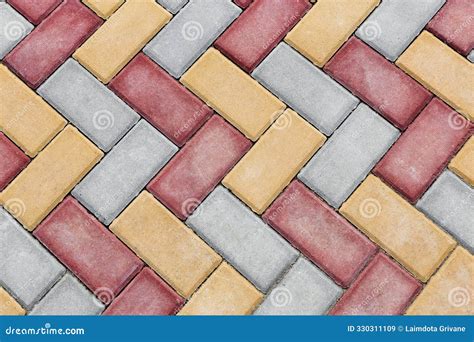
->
[
  {"left": 468, "top": 49, "right": 474, "bottom": 63},
  {"left": 144, "top": 0, "right": 240, "bottom": 78},
  {"left": 254, "top": 257, "right": 342, "bottom": 315},
  {"left": 29, "top": 273, "right": 104, "bottom": 315},
  {"left": 72, "top": 120, "right": 177, "bottom": 225},
  {"left": 356, "top": 0, "right": 445, "bottom": 61},
  {"left": 299, "top": 103, "right": 399, "bottom": 208},
  {"left": 0, "top": 3, "right": 33, "bottom": 59},
  {"left": 0, "top": 208, "right": 64, "bottom": 310},
  {"left": 417, "top": 170, "right": 474, "bottom": 252},
  {"left": 252, "top": 43, "right": 359, "bottom": 136},
  {"left": 38, "top": 59, "right": 139, "bottom": 152},
  {"left": 186, "top": 186, "right": 298, "bottom": 292},
  {"left": 156, "top": 0, "right": 188, "bottom": 14}
]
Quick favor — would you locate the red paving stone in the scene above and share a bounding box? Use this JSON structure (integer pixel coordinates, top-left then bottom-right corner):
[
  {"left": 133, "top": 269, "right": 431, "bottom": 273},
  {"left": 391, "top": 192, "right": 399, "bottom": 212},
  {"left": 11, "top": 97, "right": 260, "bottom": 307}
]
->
[
  {"left": 215, "top": 0, "right": 310, "bottom": 72},
  {"left": 374, "top": 98, "right": 472, "bottom": 203},
  {"left": 234, "top": 0, "right": 253, "bottom": 9},
  {"left": 109, "top": 53, "right": 212, "bottom": 147},
  {"left": 104, "top": 268, "right": 184, "bottom": 315},
  {"left": 324, "top": 37, "right": 433, "bottom": 130},
  {"left": 34, "top": 196, "right": 143, "bottom": 301},
  {"left": 0, "top": 132, "right": 29, "bottom": 191},
  {"left": 3, "top": 0, "right": 102, "bottom": 89},
  {"left": 329, "top": 253, "right": 422, "bottom": 315},
  {"left": 263, "top": 180, "right": 377, "bottom": 288},
  {"left": 7, "top": 0, "right": 62, "bottom": 25},
  {"left": 427, "top": 0, "right": 474, "bottom": 55},
  {"left": 147, "top": 115, "right": 251, "bottom": 220}
]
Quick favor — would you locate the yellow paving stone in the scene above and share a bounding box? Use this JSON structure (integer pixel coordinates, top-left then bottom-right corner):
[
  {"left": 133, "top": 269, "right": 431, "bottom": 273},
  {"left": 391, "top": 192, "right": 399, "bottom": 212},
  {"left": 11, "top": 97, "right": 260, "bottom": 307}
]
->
[
  {"left": 396, "top": 31, "right": 474, "bottom": 121},
  {"left": 340, "top": 174, "right": 456, "bottom": 282},
  {"left": 178, "top": 262, "right": 263, "bottom": 315},
  {"left": 285, "top": 0, "right": 379, "bottom": 67},
  {"left": 73, "top": 0, "right": 171, "bottom": 83},
  {"left": 110, "top": 191, "right": 221, "bottom": 298},
  {"left": 449, "top": 136, "right": 474, "bottom": 186},
  {"left": 0, "top": 125, "right": 103, "bottom": 231},
  {"left": 0, "top": 64, "right": 66, "bottom": 157},
  {"left": 407, "top": 247, "right": 474, "bottom": 315},
  {"left": 0, "top": 288, "right": 25, "bottom": 315},
  {"left": 180, "top": 48, "right": 285, "bottom": 141},
  {"left": 223, "top": 109, "right": 325, "bottom": 214},
  {"left": 82, "top": 0, "right": 125, "bottom": 19}
]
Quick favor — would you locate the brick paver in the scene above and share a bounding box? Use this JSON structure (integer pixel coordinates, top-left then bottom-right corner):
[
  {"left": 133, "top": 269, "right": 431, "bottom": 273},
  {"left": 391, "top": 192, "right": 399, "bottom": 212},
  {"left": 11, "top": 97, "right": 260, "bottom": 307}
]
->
[
  {"left": 0, "top": 0, "right": 471, "bottom": 316},
  {"left": 255, "top": 257, "right": 342, "bottom": 315},
  {"left": 144, "top": 0, "right": 240, "bottom": 78},
  {"left": 29, "top": 273, "right": 104, "bottom": 315}
]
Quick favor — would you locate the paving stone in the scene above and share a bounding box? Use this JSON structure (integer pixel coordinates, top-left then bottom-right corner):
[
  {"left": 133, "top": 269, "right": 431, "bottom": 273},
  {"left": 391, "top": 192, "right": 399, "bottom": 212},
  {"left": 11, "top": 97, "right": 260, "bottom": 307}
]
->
[
  {"left": 285, "top": 0, "right": 379, "bottom": 67},
  {"left": 34, "top": 196, "right": 144, "bottom": 301},
  {"left": 181, "top": 48, "right": 285, "bottom": 141},
  {"left": 104, "top": 268, "right": 184, "bottom": 315},
  {"left": 215, "top": 0, "right": 310, "bottom": 72},
  {"left": 148, "top": 115, "right": 251, "bottom": 220},
  {"left": 263, "top": 180, "right": 377, "bottom": 288},
  {"left": 299, "top": 103, "right": 399, "bottom": 209},
  {"left": 29, "top": 273, "right": 104, "bottom": 315},
  {"left": 109, "top": 53, "right": 212, "bottom": 147},
  {"left": 255, "top": 257, "right": 342, "bottom": 315},
  {"left": 1, "top": 125, "right": 103, "bottom": 230},
  {"left": 110, "top": 192, "right": 221, "bottom": 298},
  {"left": 4, "top": 0, "right": 102, "bottom": 89},
  {"left": 178, "top": 262, "right": 263, "bottom": 315},
  {"left": 234, "top": 0, "right": 253, "bottom": 8},
  {"left": 468, "top": 49, "right": 474, "bottom": 62},
  {"left": 407, "top": 247, "right": 474, "bottom": 315},
  {"left": 356, "top": 0, "right": 445, "bottom": 61},
  {"left": 156, "top": 0, "right": 188, "bottom": 14},
  {"left": 0, "top": 287, "right": 25, "bottom": 315},
  {"left": 330, "top": 253, "right": 422, "bottom": 315},
  {"left": 340, "top": 175, "right": 456, "bottom": 282},
  {"left": 38, "top": 58, "right": 139, "bottom": 152},
  {"left": 82, "top": 0, "right": 124, "bottom": 19},
  {"left": 223, "top": 109, "right": 325, "bottom": 214},
  {"left": 252, "top": 43, "right": 358, "bottom": 136},
  {"left": 324, "top": 37, "right": 432, "bottom": 130},
  {"left": 72, "top": 120, "right": 177, "bottom": 225},
  {"left": 186, "top": 186, "right": 299, "bottom": 292},
  {"left": 374, "top": 98, "right": 471, "bottom": 203},
  {"left": 73, "top": 0, "right": 171, "bottom": 83},
  {"left": 427, "top": 0, "right": 474, "bottom": 55},
  {"left": 417, "top": 170, "right": 474, "bottom": 252},
  {"left": 0, "top": 132, "right": 29, "bottom": 191},
  {"left": 0, "top": 64, "right": 66, "bottom": 157},
  {"left": 7, "top": 0, "right": 61, "bottom": 24},
  {"left": 0, "top": 208, "right": 65, "bottom": 309},
  {"left": 144, "top": 0, "right": 240, "bottom": 78},
  {"left": 449, "top": 136, "right": 474, "bottom": 186},
  {"left": 397, "top": 31, "right": 474, "bottom": 121},
  {"left": 0, "top": 2, "right": 33, "bottom": 59}
]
